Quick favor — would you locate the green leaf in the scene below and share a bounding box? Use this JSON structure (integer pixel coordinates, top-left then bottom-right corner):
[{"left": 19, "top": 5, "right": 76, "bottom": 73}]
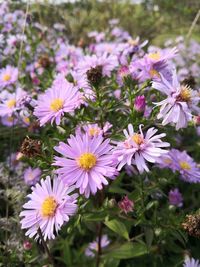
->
[
  {"left": 144, "top": 227, "right": 154, "bottom": 248},
  {"left": 106, "top": 242, "right": 148, "bottom": 259},
  {"left": 104, "top": 219, "right": 129, "bottom": 240},
  {"left": 83, "top": 211, "right": 107, "bottom": 222}
]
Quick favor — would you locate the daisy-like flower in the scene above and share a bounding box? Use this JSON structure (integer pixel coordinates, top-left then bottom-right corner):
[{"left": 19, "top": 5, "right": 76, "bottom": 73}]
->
[
  {"left": 53, "top": 133, "right": 117, "bottom": 198},
  {"left": 0, "top": 88, "right": 27, "bottom": 117},
  {"left": 76, "top": 122, "right": 112, "bottom": 138},
  {"left": 33, "top": 75, "right": 81, "bottom": 126},
  {"left": 183, "top": 257, "right": 200, "bottom": 267},
  {"left": 20, "top": 176, "right": 78, "bottom": 240},
  {"left": 77, "top": 53, "right": 118, "bottom": 78},
  {"left": 0, "top": 65, "right": 18, "bottom": 88},
  {"left": 23, "top": 167, "right": 41, "bottom": 186},
  {"left": 152, "top": 70, "right": 199, "bottom": 130},
  {"left": 170, "top": 149, "right": 200, "bottom": 183},
  {"left": 85, "top": 235, "right": 110, "bottom": 257},
  {"left": 113, "top": 124, "right": 170, "bottom": 173}
]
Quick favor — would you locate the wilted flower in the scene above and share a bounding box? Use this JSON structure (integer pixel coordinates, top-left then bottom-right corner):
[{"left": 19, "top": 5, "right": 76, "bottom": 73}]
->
[
  {"left": 20, "top": 176, "right": 78, "bottom": 240},
  {"left": 20, "top": 137, "right": 41, "bottom": 158},
  {"left": 85, "top": 235, "right": 110, "bottom": 257},
  {"left": 53, "top": 133, "right": 117, "bottom": 198},
  {"left": 118, "top": 195, "right": 134, "bottom": 213},
  {"left": 168, "top": 188, "right": 183, "bottom": 207},
  {"left": 182, "top": 214, "right": 200, "bottom": 238}
]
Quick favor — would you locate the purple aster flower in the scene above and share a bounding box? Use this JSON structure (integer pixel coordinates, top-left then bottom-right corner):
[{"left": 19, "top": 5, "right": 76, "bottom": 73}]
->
[
  {"left": 153, "top": 70, "right": 199, "bottom": 130},
  {"left": 1, "top": 115, "right": 17, "bottom": 127},
  {"left": 23, "top": 167, "right": 41, "bottom": 186},
  {"left": 113, "top": 124, "right": 170, "bottom": 173},
  {"left": 183, "top": 257, "right": 200, "bottom": 267},
  {"left": 53, "top": 133, "right": 117, "bottom": 198},
  {"left": 0, "top": 88, "right": 27, "bottom": 117},
  {"left": 170, "top": 149, "right": 200, "bottom": 183},
  {"left": 0, "top": 65, "right": 18, "bottom": 88},
  {"left": 76, "top": 122, "right": 112, "bottom": 138},
  {"left": 134, "top": 95, "right": 146, "bottom": 113},
  {"left": 77, "top": 53, "right": 118, "bottom": 78},
  {"left": 168, "top": 188, "right": 183, "bottom": 207},
  {"left": 33, "top": 74, "right": 81, "bottom": 126},
  {"left": 85, "top": 235, "right": 110, "bottom": 257},
  {"left": 20, "top": 176, "right": 78, "bottom": 240}
]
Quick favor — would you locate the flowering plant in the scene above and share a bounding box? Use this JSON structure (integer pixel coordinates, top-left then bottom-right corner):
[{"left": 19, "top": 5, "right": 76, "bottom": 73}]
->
[{"left": 0, "top": 2, "right": 200, "bottom": 267}]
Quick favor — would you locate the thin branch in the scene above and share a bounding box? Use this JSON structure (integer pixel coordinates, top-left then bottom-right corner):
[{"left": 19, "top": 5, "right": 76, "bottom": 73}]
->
[
  {"left": 186, "top": 9, "right": 200, "bottom": 40},
  {"left": 37, "top": 228, "right": 55, "bottom": 267}
]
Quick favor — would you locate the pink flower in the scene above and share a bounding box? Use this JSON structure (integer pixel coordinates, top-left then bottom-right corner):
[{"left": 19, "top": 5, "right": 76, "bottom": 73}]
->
[
  {"left": 53, "top": 133, "right": 117, "bottom": 198},
  {"left": 113, "top": 124, "right": 170, "bottom": 173},
  {"left": 20, "top": 176, "right": 78, "bottom": 240},
  {"left": 23, "top": 240, "right": 32, "bottom": 250},
  {"left": 118, "top": 196, "right": 134, "bottom": 213},
  {"left": 134, "top": 95, "right": 146, "bottom": 112},
  {"left": 33, "top": 74, "right": 81, "bottom": 126}
]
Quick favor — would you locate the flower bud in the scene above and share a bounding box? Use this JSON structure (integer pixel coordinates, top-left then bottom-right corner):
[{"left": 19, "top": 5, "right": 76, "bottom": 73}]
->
[
  {"left": 118, "top": 196, "right": 134, "bottom": 214},
  {"left": 134, "top": 95, "right": 146, "bottom": 113},
  {"left": 23, "top": 240, "right": 32, "bottom": 251}
]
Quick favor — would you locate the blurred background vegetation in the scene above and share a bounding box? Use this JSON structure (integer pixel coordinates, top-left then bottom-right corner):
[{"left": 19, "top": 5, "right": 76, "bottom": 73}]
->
[{"left": 12, "top": 0, "right": 200, "bottom": 46}]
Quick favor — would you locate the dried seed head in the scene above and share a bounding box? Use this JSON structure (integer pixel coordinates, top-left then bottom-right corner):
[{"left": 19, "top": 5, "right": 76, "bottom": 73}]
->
[
  {"left": 86, "top": 65, "right": 102, "bottom": 86},
  {"left": 20, "top": 136, "right": 41, "bottom": 158},
  {"left": 182, "top": 214, "right": 200, "bottom": 238},
  {"left": 38, "top": 55, "right": 51, "bottom": 68}
]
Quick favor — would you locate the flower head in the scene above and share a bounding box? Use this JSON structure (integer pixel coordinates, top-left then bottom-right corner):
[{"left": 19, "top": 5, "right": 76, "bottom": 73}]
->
[
  {"left": 168, "top": 188, "right": 183, "bottom": 207},
  {"left": 53, "top": 133, "right": 117, "bottom": 198},
  {"left": 85, "top": 235, "right": 110, "bottom": 257},
  {"left": 183, "top": 257, "right": 200, "bottom": 267},
  {"left": 20, "top": 176, "right": 78, "bottom": 240},
  {"left": 0, "top": 65, "right": 18, "bottom": 88},
  {"left": 114, "top": 124, "right": 169, "bottom": 173},
  {"left": 23, "top": 167, "right": 41, "bottom": 186},
  {"left": 34, "top": 74, "right": 81, "bottom": 126},
  {"left": 153, "top": 70, "right": 199, "bottom": 130}
]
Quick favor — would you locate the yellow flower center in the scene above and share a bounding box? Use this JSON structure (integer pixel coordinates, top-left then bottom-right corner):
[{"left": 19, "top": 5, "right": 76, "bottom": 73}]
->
[
  {"left": 3, "top": 73, "right": 11, "bottom": 82},
  {"left": 41, "top": 196, "right": 57, "bottom": 217},
  {"left": 179, "top": 85, "right": 191, "bottom": 102},
  {"left": 6, "top": 99, "right": 16, "bottom": 108},
  {"left": 50, "top": 98, "right": 64, "bottom": 112},
  {"left": 132, "top": 134, "right": 144, "bottom": 145},
  {"left": 149, "top": 69, "right": 160, "bottom": 78},
  {"left": 23, "top": 117, "right": 30, "bottom": 124},
  {"left": 179, "top": 161, "right": 191, "bottom": 170},
  {"left": 148, "top": 52, "right": 161, "bottom": 60},
  {"left": 77, "top": 152, "right": 97, "bottom": 171},
  {"left": 89, "top": 127, "right": 100, "bottom": 136}
]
